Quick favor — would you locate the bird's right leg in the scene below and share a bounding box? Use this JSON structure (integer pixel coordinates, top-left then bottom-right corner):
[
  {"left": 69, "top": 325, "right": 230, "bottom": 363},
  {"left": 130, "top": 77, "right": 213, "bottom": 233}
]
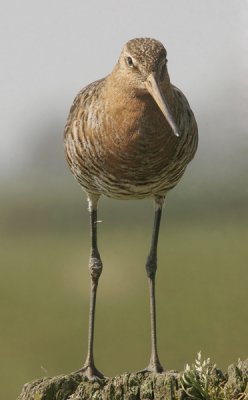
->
[
  {"left": 78, "top": 194, "right": 105, "bottom": 379},
  {"left": 139, "top": 196, "right": 165, "bottom": 374}
]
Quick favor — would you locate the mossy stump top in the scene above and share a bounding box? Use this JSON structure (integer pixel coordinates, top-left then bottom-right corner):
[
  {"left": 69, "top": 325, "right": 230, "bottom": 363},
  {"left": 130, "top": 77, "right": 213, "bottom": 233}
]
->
[{"left": 17, "top": 360, "right": 248, "bottom": 400}]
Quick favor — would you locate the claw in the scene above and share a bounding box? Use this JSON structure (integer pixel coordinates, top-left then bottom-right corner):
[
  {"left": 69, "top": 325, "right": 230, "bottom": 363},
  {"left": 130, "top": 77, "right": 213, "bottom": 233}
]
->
[
  {"left": 75, "top": 364, "right": 106, "bottom": 380},
  {"left": 137, "top": 361, "right": 164, "bottom": 374}
]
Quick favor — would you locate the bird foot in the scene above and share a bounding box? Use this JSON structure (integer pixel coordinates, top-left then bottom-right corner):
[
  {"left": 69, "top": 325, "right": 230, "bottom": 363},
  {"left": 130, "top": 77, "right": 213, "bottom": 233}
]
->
[
  {"left": 137, "top": 360, "right": 164, "bottom": 374},
  {"left": 75, "top": 364, "right": 106, "bottom": 380}
]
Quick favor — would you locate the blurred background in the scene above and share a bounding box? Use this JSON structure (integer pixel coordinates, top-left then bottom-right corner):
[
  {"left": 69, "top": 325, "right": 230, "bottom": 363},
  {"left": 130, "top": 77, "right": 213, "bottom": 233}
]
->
[{"left": 1, "top": 1, "right": 247, "bottom": 398}]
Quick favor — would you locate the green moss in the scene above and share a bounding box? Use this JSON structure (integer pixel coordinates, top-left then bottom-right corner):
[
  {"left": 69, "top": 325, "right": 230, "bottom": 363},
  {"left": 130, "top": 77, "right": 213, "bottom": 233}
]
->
[{"left": 17, "top": 359, "right": 248, "bottom": 400}]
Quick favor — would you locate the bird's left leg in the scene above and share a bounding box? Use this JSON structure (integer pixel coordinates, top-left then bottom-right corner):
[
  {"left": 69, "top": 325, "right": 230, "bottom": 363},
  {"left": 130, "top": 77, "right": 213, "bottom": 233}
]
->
[
  {"left": 142, "top": 195, "right": 165, "bottom": 373},
  {"left": 78, "top": 193, "right": 105, "bottom": 379}
]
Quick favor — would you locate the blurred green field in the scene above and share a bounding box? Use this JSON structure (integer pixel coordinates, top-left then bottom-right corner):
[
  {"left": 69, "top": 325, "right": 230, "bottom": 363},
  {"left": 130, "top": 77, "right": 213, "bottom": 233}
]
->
[{"left": 1, "top": 191, "right": 247, "bottom": 399}]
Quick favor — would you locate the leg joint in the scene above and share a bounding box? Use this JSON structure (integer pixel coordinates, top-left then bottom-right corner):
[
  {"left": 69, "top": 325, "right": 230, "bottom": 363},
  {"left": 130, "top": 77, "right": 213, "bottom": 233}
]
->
[
  {"left": 146, "top": 252, "right": 157, "bottom": 279},
  {"left": 89, "top": 255, "right": 103, "bottom": 282}
]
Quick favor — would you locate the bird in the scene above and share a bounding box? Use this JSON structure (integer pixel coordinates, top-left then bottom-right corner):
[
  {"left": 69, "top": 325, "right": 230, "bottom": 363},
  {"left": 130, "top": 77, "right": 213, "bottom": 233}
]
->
[{"left": 64, "top": 37, "right": 198, "bottom": 380}]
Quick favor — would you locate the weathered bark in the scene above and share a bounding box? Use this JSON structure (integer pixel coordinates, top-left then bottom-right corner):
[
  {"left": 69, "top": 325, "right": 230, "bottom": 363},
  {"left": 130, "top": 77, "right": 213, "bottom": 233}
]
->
[{"left": 17, "top": 360, "right": 248, "bottom": 400}]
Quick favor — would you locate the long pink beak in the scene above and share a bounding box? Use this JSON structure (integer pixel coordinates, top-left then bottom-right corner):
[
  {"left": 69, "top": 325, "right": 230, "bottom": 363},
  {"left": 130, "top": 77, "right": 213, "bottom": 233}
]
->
[{"left": 146, "top": 73, "right": 180, "bottom": 137}]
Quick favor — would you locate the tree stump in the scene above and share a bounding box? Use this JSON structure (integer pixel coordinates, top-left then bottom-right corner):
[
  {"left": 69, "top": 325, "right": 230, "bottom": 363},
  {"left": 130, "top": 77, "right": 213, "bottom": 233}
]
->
[{"left": 17, "top": 359, "right": 248, "bottom": 400}]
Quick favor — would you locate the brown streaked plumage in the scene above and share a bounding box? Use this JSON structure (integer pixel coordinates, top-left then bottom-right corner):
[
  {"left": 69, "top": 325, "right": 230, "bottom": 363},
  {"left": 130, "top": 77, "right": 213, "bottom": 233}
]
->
[{"left": 64, "top": 37, "right": 198, "bottom": 379}]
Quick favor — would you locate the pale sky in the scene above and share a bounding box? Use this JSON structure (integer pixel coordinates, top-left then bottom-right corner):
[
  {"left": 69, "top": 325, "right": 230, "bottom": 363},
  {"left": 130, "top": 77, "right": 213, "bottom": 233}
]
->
[{"left": 0, "top": 0, "right": 247, "bottom": 179}]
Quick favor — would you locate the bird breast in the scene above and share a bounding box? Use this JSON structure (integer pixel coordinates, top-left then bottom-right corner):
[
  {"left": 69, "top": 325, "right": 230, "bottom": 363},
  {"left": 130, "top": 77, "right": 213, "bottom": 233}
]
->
[{"left": 64, "top": 81, "right": 198, "bottom": 199}]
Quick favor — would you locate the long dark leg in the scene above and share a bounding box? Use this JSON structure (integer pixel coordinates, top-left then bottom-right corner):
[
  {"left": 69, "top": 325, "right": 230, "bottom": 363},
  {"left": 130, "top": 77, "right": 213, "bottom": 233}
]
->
[
  {"left": 79, "top": 195, "right": 105, "bottom": 379},
  {"left": 143, "top": 196, "right": 165, "bottom": 373}
]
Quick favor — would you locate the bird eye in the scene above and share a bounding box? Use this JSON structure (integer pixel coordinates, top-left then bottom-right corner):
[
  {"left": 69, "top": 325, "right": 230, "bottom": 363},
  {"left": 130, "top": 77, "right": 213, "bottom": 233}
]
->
[{"left": 126, "top": 56, "right": 134, "bottom": 67}]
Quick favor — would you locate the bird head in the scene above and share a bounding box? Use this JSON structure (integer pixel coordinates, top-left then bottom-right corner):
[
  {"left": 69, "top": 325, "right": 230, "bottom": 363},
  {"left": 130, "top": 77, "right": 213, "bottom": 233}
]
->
[{"left": 116, "top": 38, "right": 180, "bottom": 137}]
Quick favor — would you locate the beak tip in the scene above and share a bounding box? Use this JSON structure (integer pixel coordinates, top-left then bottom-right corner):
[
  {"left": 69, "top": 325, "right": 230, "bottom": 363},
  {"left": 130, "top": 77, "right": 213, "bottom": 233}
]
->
[{"left": 174, "top": 130, "right": 180, "bottom": 138}]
